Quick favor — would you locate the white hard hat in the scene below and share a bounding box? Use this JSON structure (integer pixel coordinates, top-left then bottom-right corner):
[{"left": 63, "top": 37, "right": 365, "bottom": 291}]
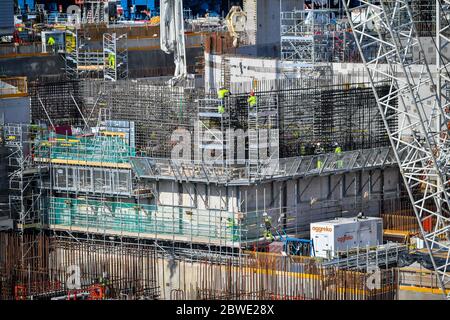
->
[{"left": 262, "top": 212, "right": 268, "bottom": 217}]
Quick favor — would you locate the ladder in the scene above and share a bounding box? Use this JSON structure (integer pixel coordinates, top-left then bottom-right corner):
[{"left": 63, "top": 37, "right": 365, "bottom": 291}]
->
[
  {"left": 197, "top": 98, "right": 230, "bottom": 168},
  {"left": 248, "top": 93, "right": 280, "bottom": 178}
]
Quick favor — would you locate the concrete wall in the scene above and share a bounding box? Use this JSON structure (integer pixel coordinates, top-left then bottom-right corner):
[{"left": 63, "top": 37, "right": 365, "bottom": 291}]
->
[
  {"left": 157, "top": 180, "right": 239, "bottom": 212},
  {"left": 204, "top": 53, "right": 311, "bottom": 90},
  {"left": 243, "top": 0, "right": 304, "bottom": 57},
  {"left": 417, "top": 37, "right": 450, "bottom": 65},
  {"left": 0, "top": 0, "right": 14, "bottom": 36},
  {"left": 0, "top": 55, "right": 66, "bottom": 80},
  {"left": 204, "top": 54, "right": 439, "bottom": 139},
  {"left": 155, "top": 167, "right": 399, "bottom": 214},
  {"left": 398, "top": 289, "right": 444, "bottom": 300},
  {"left": 149, "top": 166, "right": 400, "bottom": 239},
  {"left": 0, "top": 47, "right": 203, "bottom": 80},
  {"left": 0, "top": 95, "right": 31, "bottom": 124}
]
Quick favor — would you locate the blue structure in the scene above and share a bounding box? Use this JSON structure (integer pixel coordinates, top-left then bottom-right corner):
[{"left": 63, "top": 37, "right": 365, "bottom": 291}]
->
[
  {"left": 0, "top": 0, "right": 15, "bottom": 36},
  {"left": 17, "top": 0, "right": 62, "bottom": 15},
  {"left": 17, "top": 0, "right": 35, "bottom": 14},
  {"left": 119, "top": 0, "right": 223, "bottom": 20},
  {"left": 283, "top": 237, "right": 315, "bottom": 257},
  {"left": 120, "top": 0, "right": 156, "bottom": 20},
  {"left": 274, "top": 227, "right": 316, "bottom": 257},
  {"left": 16, "top": 0, "right": 226, "bottom": 20}
]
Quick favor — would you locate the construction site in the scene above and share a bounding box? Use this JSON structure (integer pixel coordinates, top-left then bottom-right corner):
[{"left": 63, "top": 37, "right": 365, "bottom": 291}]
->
[{"left": 1, "top": 0, "right": 450, "bottom": 301}]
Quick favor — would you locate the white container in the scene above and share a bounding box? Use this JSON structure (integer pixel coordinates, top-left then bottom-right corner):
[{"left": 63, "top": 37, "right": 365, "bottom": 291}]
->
[
  {"left": 310, "top": 217, "right": 383, "bottom": 259},
  {"left": 414, "top": 237, "right": 425, "bottom": 249}
]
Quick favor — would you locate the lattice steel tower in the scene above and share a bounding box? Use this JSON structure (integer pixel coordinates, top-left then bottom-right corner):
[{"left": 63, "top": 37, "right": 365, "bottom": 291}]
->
[{"left": 343, "top": 0, "right": 450, "bottom": 299}]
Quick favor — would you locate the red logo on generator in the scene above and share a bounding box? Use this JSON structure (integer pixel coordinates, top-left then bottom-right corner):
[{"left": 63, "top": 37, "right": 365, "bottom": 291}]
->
[{"left": 337, "top": 235, "right": 353, "bottom": 243}]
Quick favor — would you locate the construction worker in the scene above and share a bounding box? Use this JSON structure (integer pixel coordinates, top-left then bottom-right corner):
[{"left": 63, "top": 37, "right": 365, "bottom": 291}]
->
[
  {"left": 334, "top": 142, "right": 343, "bottom": 168},
  {"left": 334, "top": 143, "right": 342, "bottom": 154},
  {"left": 262, "top": 212, "right": 274, "bottom": 242},
  {"left": 300, "top": 144, "right": 306, "bottom": 156},
  {"left": 317, "top": 160, "right": 323, "bottom": 170},
  {"left": 247, "top": 90, "right": 257, "bottom": 111},
  {"left": 47, "top": 35, "right": 56, "bottom": 53},
  {"left": 108, "top": 52, "right": 116, "bottom": 69},
  {"left": 217, "top": 87, "right": 230, "bottom": 114},
  {"left": 315, "top": 142, "right": 324, "bottom": 169},
  {"left": 226, "top": 217, "right": 239, "bottom": 241}
]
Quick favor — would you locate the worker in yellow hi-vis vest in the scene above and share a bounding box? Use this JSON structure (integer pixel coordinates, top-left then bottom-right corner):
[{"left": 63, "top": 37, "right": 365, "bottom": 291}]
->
[
  {"left": 300, "top": 144, "right": 306, "bottom": 156},
  {"left": 247, "top": 90, "right": 257, "bottom": 111},
  {"left": 334, "top": 142, "right": 343, "bottom": 169},
  {"left": 217, "top": 87, "right": 230, "bottom": 114},
  {"left": 315, "top": 142, "right": 324, "bottom": 169},
  {"left": 108, "top": 53, "right": 116, "bottom": 69},
  {"left": 262, "top": 212, "right": 274, "bottom": 242},
  {"left": 47, "top": 36, "right": 56, "bottom": 53}
]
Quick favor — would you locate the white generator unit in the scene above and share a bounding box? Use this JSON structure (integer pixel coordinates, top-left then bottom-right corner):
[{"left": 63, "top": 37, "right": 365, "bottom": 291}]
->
[{"left": 310, "top": 216, "right": 383, "bottom": 259}]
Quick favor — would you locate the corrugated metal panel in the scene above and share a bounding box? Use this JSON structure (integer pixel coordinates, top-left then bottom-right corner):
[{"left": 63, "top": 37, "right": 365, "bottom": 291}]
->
[{"left": 0, "top": 0, "right": 14, "bottom": 36}]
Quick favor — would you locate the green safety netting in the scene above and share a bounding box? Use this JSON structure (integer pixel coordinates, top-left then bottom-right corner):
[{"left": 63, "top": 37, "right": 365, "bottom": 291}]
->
[
  {"left": 35, "top": 134, "right": 135, "bottom": 164},
  {"left": 49, "top": 197, "right": 245, "bottom": 241}
]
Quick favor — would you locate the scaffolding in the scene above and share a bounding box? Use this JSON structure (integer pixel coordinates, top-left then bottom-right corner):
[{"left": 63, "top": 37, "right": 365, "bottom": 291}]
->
[
  {"left": 65, "top": 29, "right": 129, "bottom": 81},
  {"left": 20, "top": 76, "right": 398, "bottom": 258},
  {"left": 197, "top": 98, "right": 231, "bottom": 167},
  {"left": 65, "top": 28, "right": 79, "bottom": 79},
  {"left": 34, "top": 132, "right": 136, "bottom": 168},
  {"left": 132, "top": 146, "right": 397, "bottom": 184},
  {"left": 247, "top": 93, "right": 279, "bottom": 177},
  {"left": 22, "top": 122, "right": 399, "bottom": 248},
  {"left": 3, "top": 124, "right": 47, "bottom": 229},
  {"left": 82, "top": 0, "right": 108, "bottom": 24},
  {"left": 280, "top": 6, "right": 348, "bottom": 64},
  {"left": 47, "top": 197, "right": 244, "bottom": 246},
  {"left": 103, "top": 33, "right": 128, "bottom": 82},
  {"left": 65, "top": 29, "right": 104, "bottom": 80},
  {"left": 0, "top": 124, "right": 49, "bottom": 274}
]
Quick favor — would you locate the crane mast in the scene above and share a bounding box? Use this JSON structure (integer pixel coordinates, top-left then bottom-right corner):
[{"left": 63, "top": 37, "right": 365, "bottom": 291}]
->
[{"left": 342, "top": 0, "right": 450, "bottom": 299}]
